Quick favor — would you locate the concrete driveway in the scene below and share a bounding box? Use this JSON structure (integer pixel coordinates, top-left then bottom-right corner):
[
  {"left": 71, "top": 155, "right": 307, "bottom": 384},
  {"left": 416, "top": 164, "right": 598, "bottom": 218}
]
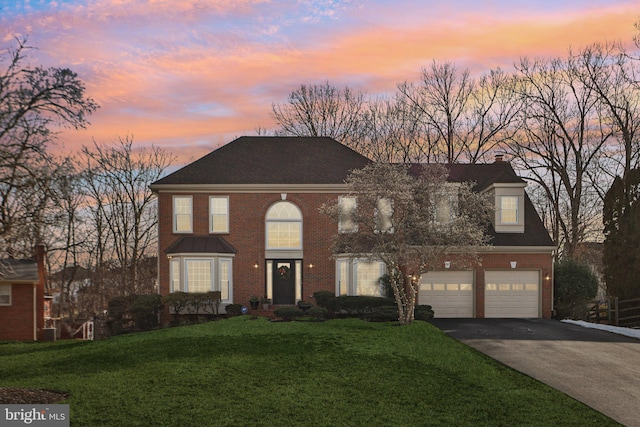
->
[{"left": 429, "top": 318, "right": 640, "bottom": 427}]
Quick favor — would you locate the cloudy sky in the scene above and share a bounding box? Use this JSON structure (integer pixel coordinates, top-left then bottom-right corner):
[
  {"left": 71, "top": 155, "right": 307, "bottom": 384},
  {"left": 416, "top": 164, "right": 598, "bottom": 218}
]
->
[{"left": 2, "top": 0, "right": 639, "bottom": 163}]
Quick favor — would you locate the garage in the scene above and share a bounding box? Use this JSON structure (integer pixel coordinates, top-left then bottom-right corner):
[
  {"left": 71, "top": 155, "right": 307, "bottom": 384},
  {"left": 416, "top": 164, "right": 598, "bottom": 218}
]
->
[
  {"left": 419, "top": 271, "right": 474, "bottom": 318},
  {"left": 484, "top": 270, "right": 540, "bottom": 318}
]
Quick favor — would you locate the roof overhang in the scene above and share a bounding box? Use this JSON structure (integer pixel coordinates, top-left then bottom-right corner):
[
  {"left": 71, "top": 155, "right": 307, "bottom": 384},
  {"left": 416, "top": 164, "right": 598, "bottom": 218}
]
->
[
  {"left": 480, "top": 245, "right": 557, "bottom": 254},
  {"left": 150, "top": 183, "right": 349, "bottom": 194}
]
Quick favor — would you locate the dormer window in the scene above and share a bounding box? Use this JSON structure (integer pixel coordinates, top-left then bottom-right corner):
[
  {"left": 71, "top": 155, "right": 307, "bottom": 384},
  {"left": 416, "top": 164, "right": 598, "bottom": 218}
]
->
[
  {"left": 488, "top": 183, "right": 526, "bottom": 233},
  {"left": 500, "top": 196, "right": 519, "bottom": 224}
]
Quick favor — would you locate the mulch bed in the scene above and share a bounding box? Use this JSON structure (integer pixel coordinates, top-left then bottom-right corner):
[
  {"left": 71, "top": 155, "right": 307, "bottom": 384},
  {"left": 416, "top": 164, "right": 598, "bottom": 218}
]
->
[{"left": 0, "top": 388, "right": 68, "bottom": 404}]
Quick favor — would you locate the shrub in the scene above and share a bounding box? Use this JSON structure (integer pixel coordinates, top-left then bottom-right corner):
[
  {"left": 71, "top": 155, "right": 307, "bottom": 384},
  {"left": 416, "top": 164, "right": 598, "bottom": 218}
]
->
[
  {"left": 202, "top": 291, "right": 222, "bottom": 315},
  {"left": 273, "top": 307, "right": 305, "bottom": 321},
  {"left": 554, "top": 258, "right": 599, "bottom": 319},
  {"left": 414, "top": 305, "right": 434, "bottom": 321},
  {"left": 364, "top": 306, "right": 399, "bottom": 322},
  {"left": 225, "top": 304, "right": 243, "bottom": 317},
  {"left": 325, "top": 295, "right": 396, "bottom": 317},
  {"left": 307, "top": 307, "right": 328, "bottom": 321},
  {"left": 129, "top": 294, "right": 163, "bottom": 331},
  {"left": 312, "top": 291, "right": 336, "bottom": 309}
]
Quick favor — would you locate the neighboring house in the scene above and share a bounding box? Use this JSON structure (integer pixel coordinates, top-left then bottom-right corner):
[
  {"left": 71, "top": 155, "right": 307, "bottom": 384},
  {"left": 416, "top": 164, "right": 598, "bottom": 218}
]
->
[
  {"left": 0, "top": 245, "right": 47, "bottom": 341},
  {"left": 150, "top": 136, "right": 555, "bottom": 320}
]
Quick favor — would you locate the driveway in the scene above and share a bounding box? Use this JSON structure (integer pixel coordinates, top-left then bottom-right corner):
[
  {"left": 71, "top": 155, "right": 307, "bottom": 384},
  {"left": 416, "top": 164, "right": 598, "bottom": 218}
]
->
[{"left": 429, "top": 318, "right": 640, "bottom": 427}]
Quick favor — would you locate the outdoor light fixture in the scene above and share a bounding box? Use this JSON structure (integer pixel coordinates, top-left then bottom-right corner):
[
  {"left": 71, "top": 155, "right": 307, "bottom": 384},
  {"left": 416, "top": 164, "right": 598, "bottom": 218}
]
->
[
  {"left": 254, "top": 262, "right": 259, "bottom": 269},
  {"left": 510, "top": 261, "right": 517, "bottom": 269},
  {"left": 444, "top": 261, "right": 451, "bottom": 269},
  {"left": 308, "top": 263, "right": 314, "bottom": 269}
]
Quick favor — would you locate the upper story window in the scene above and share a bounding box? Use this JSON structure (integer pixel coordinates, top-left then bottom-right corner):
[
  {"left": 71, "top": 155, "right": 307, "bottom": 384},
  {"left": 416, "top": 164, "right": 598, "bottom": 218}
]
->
[
  {"left": 338, "top": 196, "right": 357, "bottom": 233},
  {"left": 266, "top": 201, "right": 302, "bottom": 250},
  {"left": 434, "top": 195, "right": 455, "bottom": 224},
  {"left": 209, "top": 196, "right": 229, "bottom": 234},
  {"left": 375, "top": 198, "right": 393, "bottom": 233},
  {"left": 500, "top": 196, "right": 519, "bottom": 224},
  {"left": 173, "top": 196, "right": 192, "bottom": 233}
]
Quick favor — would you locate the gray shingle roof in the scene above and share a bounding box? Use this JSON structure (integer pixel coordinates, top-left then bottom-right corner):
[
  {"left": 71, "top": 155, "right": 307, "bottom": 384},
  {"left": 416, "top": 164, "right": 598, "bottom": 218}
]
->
[
  {"left": 152, "top": 136, "right": 371, "bottom": 186},
  {"left": 165, "top": 236, "right": 237, "bottom": 254},
  {"left": 0, "top": 259, "right": 38, "bottom": 282}
]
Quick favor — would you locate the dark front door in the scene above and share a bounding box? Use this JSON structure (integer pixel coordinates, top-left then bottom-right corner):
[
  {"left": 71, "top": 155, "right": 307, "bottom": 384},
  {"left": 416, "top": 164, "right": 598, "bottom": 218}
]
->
[{"left": 272, "top": 260, "right": 296, "bottom": 305}]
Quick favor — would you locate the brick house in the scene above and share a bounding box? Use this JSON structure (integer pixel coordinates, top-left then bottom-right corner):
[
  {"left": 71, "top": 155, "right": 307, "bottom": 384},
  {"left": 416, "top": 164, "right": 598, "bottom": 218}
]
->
[
  {"left": 0, "top": 245, "right": 47, "bottom": 341},
  {"left": 150, "top": 136, "right": 555, "bottom": 320}
]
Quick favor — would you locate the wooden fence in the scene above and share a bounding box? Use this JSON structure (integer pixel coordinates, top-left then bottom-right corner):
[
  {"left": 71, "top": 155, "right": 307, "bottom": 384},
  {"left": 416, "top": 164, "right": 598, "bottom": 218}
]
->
[{"left": 586, "top": 297, "right": 640, "bottom": 328}]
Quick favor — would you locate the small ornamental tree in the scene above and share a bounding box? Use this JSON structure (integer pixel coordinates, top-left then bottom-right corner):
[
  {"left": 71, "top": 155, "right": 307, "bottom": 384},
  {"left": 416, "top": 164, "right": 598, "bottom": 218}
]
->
[{"left": 322, "top": 162, "right": 492, "bottom": 325}]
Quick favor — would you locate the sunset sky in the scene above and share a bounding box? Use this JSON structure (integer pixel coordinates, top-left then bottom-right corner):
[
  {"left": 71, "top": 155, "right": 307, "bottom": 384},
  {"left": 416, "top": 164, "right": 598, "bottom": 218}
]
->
[{"left": 2, "top": 0, "right": 640, "bottom": 164}]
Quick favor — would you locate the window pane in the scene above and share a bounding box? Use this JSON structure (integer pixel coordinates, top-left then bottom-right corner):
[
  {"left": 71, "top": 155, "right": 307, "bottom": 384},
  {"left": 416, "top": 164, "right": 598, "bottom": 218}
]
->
[
  {"left": 174, "top": 197, "right": 192, "bottom": 232},
  {"left": 186, "top": 260, "right": 212, "bottom": 293},
  {"left": 376, "top": 198, "right": 393, "bottom": 232},
  {"left": 501, "top": 196, "right": 518, "bottom": 224},
  {"left": 337, "top": 260, "right": 349, "bottom": 296},
  {"left": 339, "top": 197, "right": 357, "bottom": 232},
  {"left": 266, "top": 202, "right": 301, "bottom": 220},
  {"left": 356, "top": 262, "right": 383, "bottom": 297},
  {"left": 267, "top": 222, "right": 301, "bottom": 249},
  {"left": 210, "top": 197, "right": 229, "bottom": 233},
  {"left": 219, "top": 259, "right": 230, "bottom": 300},
  {"left": 170, "top": 259, "right": 181, "bottom": 292},
  {"left": 435, "top": 197, "right": 452, "bottom": 223},
  {"left": 0, "top": 284, "right": 10, "bottom": 305}
]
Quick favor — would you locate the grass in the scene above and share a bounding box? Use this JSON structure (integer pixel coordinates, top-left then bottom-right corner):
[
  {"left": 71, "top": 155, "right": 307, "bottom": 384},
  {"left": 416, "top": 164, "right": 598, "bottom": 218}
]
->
[{"left": 0, "top": 317, "right": 619, "bottom": 427}]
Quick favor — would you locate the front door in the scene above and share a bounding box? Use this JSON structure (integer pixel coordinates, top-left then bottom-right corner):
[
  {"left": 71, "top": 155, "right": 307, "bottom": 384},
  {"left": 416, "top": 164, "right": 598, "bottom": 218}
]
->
[{"left": 272, "top": 260, "right": 296, "bottom": 305}]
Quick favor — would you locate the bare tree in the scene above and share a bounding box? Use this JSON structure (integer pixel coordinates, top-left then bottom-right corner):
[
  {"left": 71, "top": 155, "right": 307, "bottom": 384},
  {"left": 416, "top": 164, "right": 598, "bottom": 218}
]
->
[
  {"left": 0, "top": 37, "right": 97, "bottom": 255},
  {"left": 321, "top": 163, "right": 491, "bottom": 325},
  {"left": 81, "top": 136, "right": 173, "bottom": 297},
  {"left": 272, "top": 81, "right": 367, "bottom": 150},
  {"left": 359, "top": 95, "right": 431, "bottom": 163},
  {"left": 503, "top": 53, "right": 610, "bottom": 257},
  {"left": 577, "top": 42, "right": 640, "bottom": 200},
  {"left": 398, "top": 61, "right": 519, "bottom": 163}
]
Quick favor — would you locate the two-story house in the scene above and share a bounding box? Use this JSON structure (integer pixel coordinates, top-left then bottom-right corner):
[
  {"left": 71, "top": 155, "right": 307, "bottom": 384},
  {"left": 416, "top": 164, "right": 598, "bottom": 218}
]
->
[{"left": 150, "top": 136, "right": 555, "bottom": 320}]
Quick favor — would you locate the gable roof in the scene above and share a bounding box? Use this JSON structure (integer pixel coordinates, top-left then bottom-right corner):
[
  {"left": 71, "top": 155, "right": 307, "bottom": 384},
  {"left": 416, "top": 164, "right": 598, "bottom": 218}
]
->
[
  {"left": 151, "top": 136, "right": 371, "bottom": 187},
  {"left": 408, "top": 162, "right": 525, "bottom": 189}
]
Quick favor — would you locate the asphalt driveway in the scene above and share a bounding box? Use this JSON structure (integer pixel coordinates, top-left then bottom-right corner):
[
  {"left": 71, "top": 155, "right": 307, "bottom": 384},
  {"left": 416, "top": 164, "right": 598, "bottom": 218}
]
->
[{"left": 429, "top": 318, "right": 640, "bottom": 427}]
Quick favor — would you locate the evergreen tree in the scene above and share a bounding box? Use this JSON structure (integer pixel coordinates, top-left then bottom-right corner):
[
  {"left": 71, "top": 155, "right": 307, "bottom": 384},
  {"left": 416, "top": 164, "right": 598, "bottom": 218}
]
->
[{"left": 603, "top": 169, "right": 640, "bottom": 300}]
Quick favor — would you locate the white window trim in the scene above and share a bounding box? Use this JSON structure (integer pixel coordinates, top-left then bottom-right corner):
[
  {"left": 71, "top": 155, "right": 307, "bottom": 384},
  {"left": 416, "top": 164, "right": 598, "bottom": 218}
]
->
[
  {"left": 168, "top": 255, "right": 233, "bottom": 303},
  {"left": 335, "top": 257, "right": 386, "bottom": 297},
  {"left": 209, "top": 196, "right": 229, "bottom": 234},
  {"left": 500, "top": 195, "right": 519, "bottom": 225},
  {"left": 265, "top": 201, "right": 303, "bottom": 250},
  {"left": 0, "top": 284, "right": 11, "bottom": 306},
  {"left": 173, "top": 195, "right": 193, "bottom": 234}
]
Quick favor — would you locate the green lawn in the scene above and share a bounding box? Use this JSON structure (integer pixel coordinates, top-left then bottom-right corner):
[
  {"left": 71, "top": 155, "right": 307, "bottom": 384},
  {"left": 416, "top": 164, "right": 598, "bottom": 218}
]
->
[{"left": 0, "top": 317, "right": 618, "bottom": 426}]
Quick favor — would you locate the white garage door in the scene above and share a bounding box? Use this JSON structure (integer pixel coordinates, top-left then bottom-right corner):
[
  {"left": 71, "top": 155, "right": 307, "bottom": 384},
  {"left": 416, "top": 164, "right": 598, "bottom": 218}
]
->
[
  {"left": 419, "top": 271, "right": 474, "bottom": 318},
  {"left": 485, "top": 270, "right": 540, "bottom": 318}
]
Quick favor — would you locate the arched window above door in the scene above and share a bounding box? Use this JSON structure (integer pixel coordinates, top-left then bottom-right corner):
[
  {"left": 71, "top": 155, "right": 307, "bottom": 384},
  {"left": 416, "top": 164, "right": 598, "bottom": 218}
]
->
[{"left": 266, "top": 201, "right": 302, "bottom": 250}]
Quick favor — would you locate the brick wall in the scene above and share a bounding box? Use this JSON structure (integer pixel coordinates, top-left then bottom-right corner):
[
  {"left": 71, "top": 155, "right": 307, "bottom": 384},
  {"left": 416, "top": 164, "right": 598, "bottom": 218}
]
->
[
  {"left": 0, "top": 284, "right": 35, "bottom": 341},
  {"left": 157, "top": 191, "right": 554, "bottom": 320},
  {"left": 157, "top": 191, "right": 339, "bottom": 318}
]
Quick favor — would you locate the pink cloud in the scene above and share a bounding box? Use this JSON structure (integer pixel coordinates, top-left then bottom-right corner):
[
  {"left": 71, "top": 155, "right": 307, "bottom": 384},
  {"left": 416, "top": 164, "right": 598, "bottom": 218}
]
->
[{"left": 3, "top": 0, "right": 639, "bottom": 166}]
